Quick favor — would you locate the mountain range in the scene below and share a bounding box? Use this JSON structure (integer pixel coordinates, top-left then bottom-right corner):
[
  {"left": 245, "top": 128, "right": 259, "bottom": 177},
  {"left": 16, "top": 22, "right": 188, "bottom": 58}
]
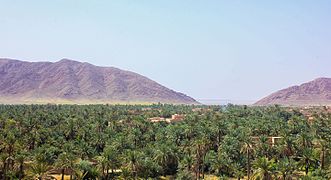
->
[
  {"left": 255, "top": 77, "right": 331, "bottom": 106},
  {"left": 1, "top": 58, "right": 330, "bottom": 106},
  {"left": 0, "top": 58, "right": 198, "bottom": 104}
]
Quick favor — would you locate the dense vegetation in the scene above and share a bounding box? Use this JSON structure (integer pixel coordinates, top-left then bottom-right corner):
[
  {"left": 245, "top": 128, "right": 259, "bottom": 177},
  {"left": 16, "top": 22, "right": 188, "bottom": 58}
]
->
[{"left": 0, "top": 104, "right": 331, "bottom": 180}]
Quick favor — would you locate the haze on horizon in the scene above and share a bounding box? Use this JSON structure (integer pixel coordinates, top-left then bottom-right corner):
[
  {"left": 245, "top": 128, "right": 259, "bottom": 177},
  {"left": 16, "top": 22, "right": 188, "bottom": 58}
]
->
[{"left": 1, "top": 1, "right": 331, "bottom": 104}]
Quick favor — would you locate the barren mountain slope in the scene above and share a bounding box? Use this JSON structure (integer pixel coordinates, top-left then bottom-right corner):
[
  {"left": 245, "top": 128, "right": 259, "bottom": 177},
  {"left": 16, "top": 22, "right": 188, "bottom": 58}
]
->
[
  {"left": 255, "top": 78, "right": 331, "bottom": 106},
  {"left": 0, "top": 58, "right": 198, "bottom": 104}
]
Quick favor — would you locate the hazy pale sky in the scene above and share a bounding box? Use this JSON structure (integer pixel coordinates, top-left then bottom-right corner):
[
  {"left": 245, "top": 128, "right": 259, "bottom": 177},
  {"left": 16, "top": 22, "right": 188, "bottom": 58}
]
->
[{"left": 1, "top": 1, "right": 331, "bottom": 103}]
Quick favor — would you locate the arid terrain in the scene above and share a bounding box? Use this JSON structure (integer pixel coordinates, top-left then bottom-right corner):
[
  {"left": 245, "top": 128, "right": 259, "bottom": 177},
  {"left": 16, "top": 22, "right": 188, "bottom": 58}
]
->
[
  {"left": 0, "top": 58, "right": 198, "bottom": 104},
  {"left": 255, "top": 77, "right": 331, "bottom": 106}
]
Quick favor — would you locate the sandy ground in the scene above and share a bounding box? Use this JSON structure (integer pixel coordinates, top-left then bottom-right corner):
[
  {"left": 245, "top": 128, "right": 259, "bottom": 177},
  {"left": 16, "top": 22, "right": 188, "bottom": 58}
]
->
[{"left": 51, "top": 175, "right": 71, "bottom": 180}]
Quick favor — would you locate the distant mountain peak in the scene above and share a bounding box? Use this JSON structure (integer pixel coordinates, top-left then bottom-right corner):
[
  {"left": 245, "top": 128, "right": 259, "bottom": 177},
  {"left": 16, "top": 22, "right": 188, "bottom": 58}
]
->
[
  {"left": 0, "top": 58, "right": 198, "bottom": 104},
  {"left": 58, "top": 58, "right": 77, "bottom": 62},
  {"left": 255, "top": 77, "right": 331, "bottom": 106}
]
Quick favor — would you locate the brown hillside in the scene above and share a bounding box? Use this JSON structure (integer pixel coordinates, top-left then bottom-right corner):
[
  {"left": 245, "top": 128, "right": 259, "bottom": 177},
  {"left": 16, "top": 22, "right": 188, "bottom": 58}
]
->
[
  {"left": 255, "top": 78, "right": 331, "bottom": 106},
  {"left": 0, "top": 58, "right": 198, "bottom": 104}
]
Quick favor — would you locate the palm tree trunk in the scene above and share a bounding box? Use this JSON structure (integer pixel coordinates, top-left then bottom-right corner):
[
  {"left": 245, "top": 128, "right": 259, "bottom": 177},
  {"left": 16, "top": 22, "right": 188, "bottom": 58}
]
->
[
  {"left": 197, "top": 147, "right": 201, "bottom": 180},
  {"left": 218, "top": 130, "right": 221, "bottom": 148},
  {"left": 18, "top": 164, "right": 23, "bottom": 180},
  {"left": 202, "top": 154, "right": 205, "bottom": 180},
  {"left": 265, "top": 173, "right": 270, "bottom": 180},
  {"left": 2, "top": 161, "right": 6, "bottom": 180},
  {"left": 247, "top": 149, "right": 251, "bottom": 180},
  {"left": 102, "top": 166, "right": 105, "bottom": 179},
  {"left": 321, "top": 146, "right": 325, "bottom": 170},
  {"left": 61, "top": 168, "right": 65, "bottom": 180},
  {"left": 133, "top": 164, "right": 138, "bottom": 180},
  {"left": 198, "top": 166, "right": 201, "bottom": 180},
  {"left": 106, "top": 167, "right": 109, "bottom": 179},
  {"left": 305, "top": 159, "right": 309, "bottom": 175},
  {"left": 18, "top": 162, "right": 24, "bottom": 180}
]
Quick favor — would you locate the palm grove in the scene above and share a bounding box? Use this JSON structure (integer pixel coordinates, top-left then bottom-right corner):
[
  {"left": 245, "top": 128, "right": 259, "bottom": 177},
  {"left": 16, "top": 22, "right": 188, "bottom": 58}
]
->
[{"left": 0, "top": 104, "right": 331, "bottom": 179}]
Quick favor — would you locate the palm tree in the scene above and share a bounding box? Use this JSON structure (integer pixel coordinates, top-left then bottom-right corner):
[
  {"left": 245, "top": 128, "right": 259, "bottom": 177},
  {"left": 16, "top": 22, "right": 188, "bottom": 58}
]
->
[
  {"left": 55, "top": 152, "right": 76, "bottom": 180},
  {"left": 252, "top": 157, "right": 275, "bottom": 180},
  {"left": 26, "top": 162, "right": 52, "bottom": 180},
  {"left": 153, "top": 143, "right": 178, "bottom": 175},
  {"left": 76, "top": 159, "right": 100, "bottom": 180},
  {"left": 205, "top": 150, "right": 232, "bottom": 177},
  {"left": 193, "top": 137, "right": 211, "bottom": 180},
  {"left": 276, "top": 132, "right": 295, "bottom": 158},
  {"left": 231, "top": 163, "right": 245, "bottom": 180},
  {"left": 276, "top": 157, "right": 297, "bottom": 180},
  {"left": 298, "top": 148, "right": 318, "bottom": 175},
  {"left": 125, "top": 150, "right": 140, "bottom": 180},
  {"left": 15, "top": 152, "right": 28, "bottom": 180},
  {"left": 179, "top": 154, "right": 194, "bottom": 172},
  {"left": 95, "top": 156, "right": 107, "bottom": 179},
  {"left": 0, "top": 119, "right": 20, "bottom": 179},
  {"left": 73, "top": 169, "right": 87, "bottom": 180},
  {"left": 313, "top": 114, "right": 331, "bottom": 170},
  {"left": 241, "top": 137, "right": 254, "bottom": 180}
]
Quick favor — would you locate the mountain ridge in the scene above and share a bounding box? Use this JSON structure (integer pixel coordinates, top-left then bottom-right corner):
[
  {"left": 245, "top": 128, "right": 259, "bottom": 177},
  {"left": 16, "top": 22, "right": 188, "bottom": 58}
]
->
[
  {"left": 255, "top": 77, "right": 331, "bottom": 106},
  {"left": 0, "top": 58, "right": 198, "bottom": 104}
]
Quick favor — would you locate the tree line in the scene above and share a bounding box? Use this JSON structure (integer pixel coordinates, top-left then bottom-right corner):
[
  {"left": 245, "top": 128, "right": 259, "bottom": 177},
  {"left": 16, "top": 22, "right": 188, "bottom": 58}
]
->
[{"left": 0, "top": 104, "right": 331, "bottom": 179}]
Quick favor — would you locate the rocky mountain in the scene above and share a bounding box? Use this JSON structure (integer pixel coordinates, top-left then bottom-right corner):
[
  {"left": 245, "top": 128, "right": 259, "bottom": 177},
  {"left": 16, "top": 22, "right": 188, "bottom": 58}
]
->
[
  {"left": 0, "top": 58, "right": 198, "bottom": 104},
  {"left": 255, "top": 78, "right": 331, "bottom": 106}
]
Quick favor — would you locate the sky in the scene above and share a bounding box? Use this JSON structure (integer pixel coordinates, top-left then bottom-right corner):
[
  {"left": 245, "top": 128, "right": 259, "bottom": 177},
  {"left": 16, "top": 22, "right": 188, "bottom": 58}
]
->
[{"left": 1, "top": 0, "right": 331, "bottom": 104}]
